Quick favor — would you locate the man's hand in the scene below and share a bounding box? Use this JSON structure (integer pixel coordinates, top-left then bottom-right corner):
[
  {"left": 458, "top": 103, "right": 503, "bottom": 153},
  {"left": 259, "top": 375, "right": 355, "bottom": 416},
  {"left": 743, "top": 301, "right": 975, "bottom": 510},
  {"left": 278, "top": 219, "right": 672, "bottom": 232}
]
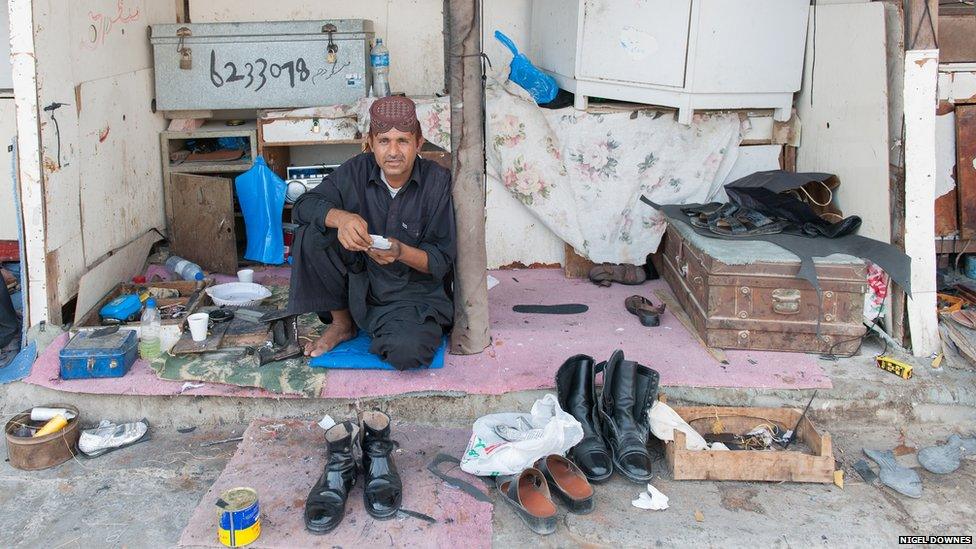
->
[
  {"left": 332, "top": 211, "right": 372, "bottom": 252},
  {"left": 366, "top": 237, "right": 402, "bottom": 265}
]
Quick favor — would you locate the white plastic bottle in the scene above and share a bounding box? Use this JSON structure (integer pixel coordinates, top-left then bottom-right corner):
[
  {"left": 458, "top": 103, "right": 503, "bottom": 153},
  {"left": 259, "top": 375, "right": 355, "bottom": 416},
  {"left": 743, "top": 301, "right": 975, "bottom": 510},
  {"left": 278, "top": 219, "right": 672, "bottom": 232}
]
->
[
  {"left": 370, "top": 38, "right": 391, "bottom": 97},
  {"left": 165, "top": 255, "right": 205, "bottom": 281},
  {"left": 139, "top": 298, "right": 162, "bottom": 360}
]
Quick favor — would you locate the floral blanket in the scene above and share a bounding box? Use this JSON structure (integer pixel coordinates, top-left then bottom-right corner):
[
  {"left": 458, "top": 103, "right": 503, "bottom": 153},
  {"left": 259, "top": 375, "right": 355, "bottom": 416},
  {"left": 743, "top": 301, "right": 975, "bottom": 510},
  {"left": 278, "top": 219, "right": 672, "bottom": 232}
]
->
[
  {"left": 486, "top": 79, "right": 743, "bottom": 264},
  {"left": 261, "top": 96, "right": 452, "bottom": 153}
]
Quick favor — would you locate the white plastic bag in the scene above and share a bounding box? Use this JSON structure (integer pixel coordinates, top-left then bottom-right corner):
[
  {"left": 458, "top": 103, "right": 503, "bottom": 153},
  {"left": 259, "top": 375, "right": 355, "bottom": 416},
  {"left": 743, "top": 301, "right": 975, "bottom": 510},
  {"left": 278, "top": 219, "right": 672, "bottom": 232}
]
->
[
  {"left": 649, "top": 400, "right": 710, "bottom": 450},
  {"left": 460, "top": 394, "right": 584, "bottom": 476}
]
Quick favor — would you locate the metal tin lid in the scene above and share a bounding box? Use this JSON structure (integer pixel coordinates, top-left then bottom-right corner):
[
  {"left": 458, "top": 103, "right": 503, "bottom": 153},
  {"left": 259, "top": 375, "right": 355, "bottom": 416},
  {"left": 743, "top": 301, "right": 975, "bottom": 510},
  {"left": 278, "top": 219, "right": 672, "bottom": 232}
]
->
[{"left": 150, "top": 20, "right": 374, "bottom": 42}]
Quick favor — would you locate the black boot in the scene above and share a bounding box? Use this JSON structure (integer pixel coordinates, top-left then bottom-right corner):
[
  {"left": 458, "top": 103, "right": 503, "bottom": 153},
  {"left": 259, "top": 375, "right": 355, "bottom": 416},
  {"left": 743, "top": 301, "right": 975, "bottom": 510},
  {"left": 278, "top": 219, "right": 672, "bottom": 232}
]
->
[
  {"left": 305, "top": 421, "right": 358, "bottom": 534},
  {"left": 361, "top": 410, "right": 402, "bottom": 519},
  {"left": 556, "top": 355, "right": 613, "bottom": 482},
  {"left": 599, "top": 350, "right": 660, "bottom": 483}
]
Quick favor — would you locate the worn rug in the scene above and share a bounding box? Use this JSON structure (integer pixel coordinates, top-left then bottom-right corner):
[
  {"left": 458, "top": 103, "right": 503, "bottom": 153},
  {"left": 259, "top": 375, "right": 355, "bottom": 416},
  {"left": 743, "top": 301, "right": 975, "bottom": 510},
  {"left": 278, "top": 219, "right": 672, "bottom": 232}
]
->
[
  {"left": 149, "top": 349, "right": 324, "bottom": 398},
  {"left": 177, "top": 419, "right": 493, "bottom": 548}
]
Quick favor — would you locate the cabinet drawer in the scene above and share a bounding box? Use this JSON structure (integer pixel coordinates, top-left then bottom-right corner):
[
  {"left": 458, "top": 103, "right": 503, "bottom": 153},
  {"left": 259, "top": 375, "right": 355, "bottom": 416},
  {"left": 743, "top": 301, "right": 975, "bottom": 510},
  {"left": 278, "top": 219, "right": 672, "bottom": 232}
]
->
[
  {"left": 260, "top": 116, "right": 360, "bottom": 145},
  {"left": 578, "top": 0, "right": 691, "bottom": 87}
]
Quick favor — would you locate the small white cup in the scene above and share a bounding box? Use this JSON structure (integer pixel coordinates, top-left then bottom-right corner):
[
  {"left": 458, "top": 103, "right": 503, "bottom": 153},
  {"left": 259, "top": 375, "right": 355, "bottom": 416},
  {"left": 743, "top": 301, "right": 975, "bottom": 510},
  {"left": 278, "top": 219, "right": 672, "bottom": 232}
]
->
[
  {"left": 237, "top": 269, "right": 255, "bottom": 283},
  {"left": 187, "top": 312, "right": 210, "bottom": 342}
]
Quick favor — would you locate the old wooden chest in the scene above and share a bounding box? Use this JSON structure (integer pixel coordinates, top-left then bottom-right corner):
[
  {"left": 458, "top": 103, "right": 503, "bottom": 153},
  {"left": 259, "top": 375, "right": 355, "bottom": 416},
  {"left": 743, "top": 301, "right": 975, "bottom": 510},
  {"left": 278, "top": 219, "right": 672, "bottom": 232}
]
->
[{"left": 656, "top": 220, "right": 867, "bottom": 355}]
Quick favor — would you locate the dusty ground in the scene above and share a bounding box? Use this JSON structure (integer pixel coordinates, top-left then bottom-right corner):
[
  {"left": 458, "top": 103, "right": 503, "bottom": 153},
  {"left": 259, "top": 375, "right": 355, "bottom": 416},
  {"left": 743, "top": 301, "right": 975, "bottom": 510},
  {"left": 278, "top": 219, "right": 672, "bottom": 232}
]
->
[{"left": 1, "top": 412, "right": 973, "bottom": 548}]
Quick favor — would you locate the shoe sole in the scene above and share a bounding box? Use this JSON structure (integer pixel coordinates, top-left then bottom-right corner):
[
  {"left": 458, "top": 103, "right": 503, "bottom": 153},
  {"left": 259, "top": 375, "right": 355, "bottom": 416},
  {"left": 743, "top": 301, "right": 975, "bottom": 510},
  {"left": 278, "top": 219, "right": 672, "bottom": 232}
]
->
[
  {"left": 553, "top": 490, "right": 594, "bottom": 515},
  {"left": 364, "top": 507, "right": 400, "bottom": 520},
  {"left": 498, "top": 490, "right": 557, "bottom": 535},
  {"left": 304, "top": 510, "right": 344, "bottom": 535},
  {"left": 611, "top": 453, "right": 653, "bottom": 484}
]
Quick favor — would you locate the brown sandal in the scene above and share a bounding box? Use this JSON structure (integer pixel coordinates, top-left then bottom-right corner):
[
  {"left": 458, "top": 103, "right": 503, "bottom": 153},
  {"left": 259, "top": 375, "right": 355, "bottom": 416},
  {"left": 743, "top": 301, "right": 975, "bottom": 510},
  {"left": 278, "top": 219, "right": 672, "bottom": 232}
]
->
[
  {"left": 588, "top": 264, "right": 647, "bottom": 287},
  {"left": 624, "top": 295, "right": 666, "bottom": 327}
]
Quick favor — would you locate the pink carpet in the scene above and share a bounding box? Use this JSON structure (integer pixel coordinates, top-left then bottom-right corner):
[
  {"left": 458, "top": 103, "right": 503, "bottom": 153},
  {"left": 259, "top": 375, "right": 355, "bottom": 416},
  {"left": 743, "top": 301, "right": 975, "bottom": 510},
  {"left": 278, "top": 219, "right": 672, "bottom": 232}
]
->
[
  {"left": 321, "top": 269, "right": 831, "bottom": 398},
  {"left": 23, "top": 333, "right": 279, "bottom": 398},
  {"left": 178, "top": 419, "right": 492, "bottom": 548},
  {"left": 21, "top": 268, "right": 830, "bottom": 399}
]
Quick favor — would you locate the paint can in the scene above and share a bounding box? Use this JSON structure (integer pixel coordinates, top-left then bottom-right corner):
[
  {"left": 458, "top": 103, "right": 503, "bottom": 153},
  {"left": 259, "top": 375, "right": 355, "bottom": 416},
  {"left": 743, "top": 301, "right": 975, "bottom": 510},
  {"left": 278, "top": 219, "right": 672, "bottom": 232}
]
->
[{"left": 216, "top": 487, "right": 261, "bottom": 547}]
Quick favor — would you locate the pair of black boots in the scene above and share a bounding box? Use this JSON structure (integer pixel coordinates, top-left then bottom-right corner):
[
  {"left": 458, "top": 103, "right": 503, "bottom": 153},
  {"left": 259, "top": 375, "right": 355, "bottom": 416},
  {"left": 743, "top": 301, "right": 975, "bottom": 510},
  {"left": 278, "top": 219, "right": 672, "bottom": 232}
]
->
[
  {"left": 304, "top": 410, "right": 402, "bottom": 534},
  {"left": 556, "top": 350, "right": 660, "bottom": 483}
]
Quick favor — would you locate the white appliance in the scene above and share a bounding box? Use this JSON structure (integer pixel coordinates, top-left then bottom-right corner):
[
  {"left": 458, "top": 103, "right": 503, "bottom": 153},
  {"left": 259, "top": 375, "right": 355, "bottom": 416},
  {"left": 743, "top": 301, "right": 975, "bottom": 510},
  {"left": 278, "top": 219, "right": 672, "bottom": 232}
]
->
[
  {"left": 530, "top": 0, "right": 810, "bottom": 124},
  {"left": 285, "top": 164, "right": 339, "bottom": 203}
]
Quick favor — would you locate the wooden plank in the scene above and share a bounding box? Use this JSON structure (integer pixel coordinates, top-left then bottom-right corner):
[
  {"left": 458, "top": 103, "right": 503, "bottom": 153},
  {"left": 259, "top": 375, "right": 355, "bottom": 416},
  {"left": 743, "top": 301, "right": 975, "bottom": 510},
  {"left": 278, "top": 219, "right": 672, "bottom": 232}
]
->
[
  {"left": 170, "top": 174, "right": 239, "bottom": 275},
  {"left": 903, "top": 49, "right": 941, "bottom": 357},
  {"left": 654, "top": 288, "right": 729, "bottom": 364},
  {"left": 74, "top": 280, "right": 209, "bottom": 329},
  {"left": 448, "top": 0, "right": 490, "bottom": 355},
  {"left": 666, "top": 405, "right": 834, "bottom": 484},
  {"left": 171, "top": 321, "right": 229, "bottom": 354},
  {"left": 563, "top": 244, "right": 594, "bottom": 279},
  {"left": 795, "top": 3, "right": 891, "bottom": 241},
  {"left": 935, "top": 190, "right": 959, "bottom": 237},
  {"left": 906, "top": 0, "right": 939, "bottom": 51},
  {"left": 957, "top": 106, "right": 976, "bottom": 239},
  {"left": 72, "top": 230, "right": 162, "bottom": 325}
]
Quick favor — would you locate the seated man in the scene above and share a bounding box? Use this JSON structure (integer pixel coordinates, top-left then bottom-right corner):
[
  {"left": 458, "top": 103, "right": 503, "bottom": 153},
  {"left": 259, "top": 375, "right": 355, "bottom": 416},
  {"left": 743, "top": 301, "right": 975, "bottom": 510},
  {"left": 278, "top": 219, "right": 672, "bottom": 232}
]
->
[{"left": 287, "top": 96, "right": 455, "bottom": 370}]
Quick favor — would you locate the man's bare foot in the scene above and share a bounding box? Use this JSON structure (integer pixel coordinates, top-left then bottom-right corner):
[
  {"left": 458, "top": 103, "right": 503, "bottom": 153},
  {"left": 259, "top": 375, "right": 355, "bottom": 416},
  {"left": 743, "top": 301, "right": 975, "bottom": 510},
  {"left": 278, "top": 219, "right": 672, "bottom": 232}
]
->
[{"left": 304, "top": 323, "right": 356, "bottom": 357}]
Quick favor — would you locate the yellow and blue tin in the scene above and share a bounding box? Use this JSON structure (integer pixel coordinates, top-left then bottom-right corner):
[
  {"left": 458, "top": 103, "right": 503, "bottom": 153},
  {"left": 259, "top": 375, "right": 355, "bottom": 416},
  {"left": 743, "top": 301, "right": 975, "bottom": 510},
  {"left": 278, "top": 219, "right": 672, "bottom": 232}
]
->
[{"left": 217, "top": 487, "right": 261, "bottom": 547}]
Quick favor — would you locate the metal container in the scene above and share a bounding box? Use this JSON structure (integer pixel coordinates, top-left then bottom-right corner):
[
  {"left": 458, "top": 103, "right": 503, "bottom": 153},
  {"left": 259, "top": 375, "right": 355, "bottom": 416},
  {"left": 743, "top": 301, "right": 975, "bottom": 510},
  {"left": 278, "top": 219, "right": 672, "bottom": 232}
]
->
[
  {"left": 217, "top": 487, "right": 261, "bottom": 547},
  {"left": 150, "top": 20, "right": 374, "bottom": 111},
  {"left": 59, "top": 329, "right": 138, "bottom": 380},
  {"left": 657, "top": 220, "right": 867, "bottom": 355},
  {"left": 5, "top": 405, "right": 81, "bottom": 471}
]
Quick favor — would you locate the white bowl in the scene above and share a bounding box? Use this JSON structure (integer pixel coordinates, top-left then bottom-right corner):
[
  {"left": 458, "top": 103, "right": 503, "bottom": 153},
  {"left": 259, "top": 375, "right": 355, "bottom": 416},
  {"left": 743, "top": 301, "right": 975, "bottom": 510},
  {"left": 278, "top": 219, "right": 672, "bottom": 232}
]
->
[{"left": 205, "top": 282, "right": 272, "bottom": 307}]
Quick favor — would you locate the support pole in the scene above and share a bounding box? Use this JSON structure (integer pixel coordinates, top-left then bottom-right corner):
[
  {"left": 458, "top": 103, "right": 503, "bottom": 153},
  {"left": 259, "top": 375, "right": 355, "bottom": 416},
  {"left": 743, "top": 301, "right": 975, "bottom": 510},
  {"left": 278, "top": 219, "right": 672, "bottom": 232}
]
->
[
  {"left": 448, "top": 0, "right": 490, "bottom": 354},
  {"left": 897, "top": 0, "right": 940, "bottom": 356}
]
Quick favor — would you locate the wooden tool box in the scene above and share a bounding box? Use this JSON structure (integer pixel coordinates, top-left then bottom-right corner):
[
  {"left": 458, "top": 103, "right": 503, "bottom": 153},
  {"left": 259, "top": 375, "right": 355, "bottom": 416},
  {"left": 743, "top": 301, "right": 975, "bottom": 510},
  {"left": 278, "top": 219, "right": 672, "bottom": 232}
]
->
[
  {"left": 74, "top": 280, "right": 211, "bottom": 330},
  {"left": 664, "top": 404, "right": 835, "bottom": 484},
  {"left": 655, "top": 220, "right": 867, "bottom": 355}
]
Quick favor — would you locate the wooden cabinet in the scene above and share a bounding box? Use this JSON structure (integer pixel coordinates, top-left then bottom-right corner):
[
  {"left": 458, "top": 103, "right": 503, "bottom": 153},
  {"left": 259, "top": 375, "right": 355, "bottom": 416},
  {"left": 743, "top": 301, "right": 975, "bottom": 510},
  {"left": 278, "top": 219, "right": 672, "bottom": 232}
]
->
[
  {"left": 531, "top": 0, "right": 810, "bottom": 124},
  {"left": 160, "top": 121, "right": 258, "bottom": 273}
]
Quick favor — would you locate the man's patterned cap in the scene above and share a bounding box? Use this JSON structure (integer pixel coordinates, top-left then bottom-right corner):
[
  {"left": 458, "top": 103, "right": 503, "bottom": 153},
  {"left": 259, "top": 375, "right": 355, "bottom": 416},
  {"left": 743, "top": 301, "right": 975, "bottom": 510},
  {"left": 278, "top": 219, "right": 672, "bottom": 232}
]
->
[{"left": 369, "top": 96, "right": 421, "bottom": 136}]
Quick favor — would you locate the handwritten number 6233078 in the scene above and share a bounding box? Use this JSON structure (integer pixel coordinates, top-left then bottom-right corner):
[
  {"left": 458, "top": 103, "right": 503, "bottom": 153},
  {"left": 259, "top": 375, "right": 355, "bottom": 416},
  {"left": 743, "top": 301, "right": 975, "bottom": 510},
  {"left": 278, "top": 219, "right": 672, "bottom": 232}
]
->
[{"left": 210, "top": 50, "right": 310, "bottom": 91}]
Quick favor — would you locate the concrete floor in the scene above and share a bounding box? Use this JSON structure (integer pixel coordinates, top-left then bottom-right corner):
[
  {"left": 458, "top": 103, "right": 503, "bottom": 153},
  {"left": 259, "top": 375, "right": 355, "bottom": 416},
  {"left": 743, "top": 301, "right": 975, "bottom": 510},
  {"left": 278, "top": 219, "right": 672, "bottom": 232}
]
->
[{"left": 2, "top": 412, "right": 973, "bottom": 548}]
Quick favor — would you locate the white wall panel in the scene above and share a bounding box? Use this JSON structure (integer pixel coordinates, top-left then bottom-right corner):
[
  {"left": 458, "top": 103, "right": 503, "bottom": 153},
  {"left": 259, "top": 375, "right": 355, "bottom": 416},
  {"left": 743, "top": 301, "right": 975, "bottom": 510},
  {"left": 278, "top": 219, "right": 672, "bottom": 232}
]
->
[
  {"left": 30, "top": 0, "right": 172, "bottom": 310},
  {"left": 796, "top": 3, "right": 891, "bottom": 242},
  {"left": 0, "top": 98, "right": 17, "bottom": 239}
]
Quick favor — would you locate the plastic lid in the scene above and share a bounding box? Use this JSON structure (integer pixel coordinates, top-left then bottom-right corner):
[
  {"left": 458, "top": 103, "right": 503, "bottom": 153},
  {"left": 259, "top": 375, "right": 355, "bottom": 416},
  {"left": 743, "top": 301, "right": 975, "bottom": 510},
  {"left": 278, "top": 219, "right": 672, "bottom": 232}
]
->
[
  {"left": 193, "top": 272, "right": 204, "bottom": 281},
  {"left": 146, "top": 298, "right": 157, "bottom": 308}
]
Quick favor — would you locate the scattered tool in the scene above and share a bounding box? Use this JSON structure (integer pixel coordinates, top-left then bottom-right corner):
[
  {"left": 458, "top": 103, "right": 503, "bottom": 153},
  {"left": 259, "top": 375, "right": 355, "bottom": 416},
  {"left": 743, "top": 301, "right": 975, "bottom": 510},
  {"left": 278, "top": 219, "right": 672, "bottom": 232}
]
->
[
  {"left": 782, "top": 390, "right": 817, "bottom": 450},
  {"left": 257, "top": 310, "right": 301, "bottom": 365},
  {"left": 33, "top": 414, "right": 68, "bottom": 437},
  {"left": 99, "top": 293, "right": 143, "bottom": 323},
  {"left": 202, "top": 436, "right": 245, "bottom": 447},
  {"left": 875, "top": 355, "right": 913, "bottom": 380}
]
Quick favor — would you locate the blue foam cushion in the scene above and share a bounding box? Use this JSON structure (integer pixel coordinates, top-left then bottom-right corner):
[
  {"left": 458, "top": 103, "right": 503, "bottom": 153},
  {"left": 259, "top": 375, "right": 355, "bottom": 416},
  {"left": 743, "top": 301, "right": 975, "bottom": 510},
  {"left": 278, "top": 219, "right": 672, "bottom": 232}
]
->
[
  {"left": 0, "top": 342, "right": 36, "bottom": 385},
  {"left": 308, "top": 332, "right": 447, "bottom": 370}
]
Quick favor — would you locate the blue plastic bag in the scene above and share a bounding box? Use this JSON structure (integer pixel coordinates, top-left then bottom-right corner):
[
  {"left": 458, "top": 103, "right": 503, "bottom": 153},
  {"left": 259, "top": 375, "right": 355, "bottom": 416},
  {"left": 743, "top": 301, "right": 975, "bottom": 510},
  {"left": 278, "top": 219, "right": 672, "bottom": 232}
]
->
[
  {"left": 235, "top": 156, "right": 285, "bottom": 264},
  {"left": 495, "top": 30, "right": 558, "bottom": 104}
]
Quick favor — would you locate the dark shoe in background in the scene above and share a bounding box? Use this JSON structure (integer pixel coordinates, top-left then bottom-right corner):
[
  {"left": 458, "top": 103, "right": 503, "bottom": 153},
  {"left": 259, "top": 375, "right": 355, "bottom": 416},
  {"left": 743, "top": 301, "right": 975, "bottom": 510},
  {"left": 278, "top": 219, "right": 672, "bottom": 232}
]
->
[
  {"left": 360, "top": 410, "right": 403, "bottom": 519},
  {"left": 599, "top": 350, "right": 660, "bottom": 483},
  {"left": 304, "top": 421, "right": 359, "bottom": 534},
  {"left": 555, "top": 355, "right": 613, "bottom": 482},
  {"left": 496, "top": 468, "right": 558, "bottom": 535},
  {"left": 587, "top": 264, "right": 647, "bottom": 287},
  {"left": 534, "top": 454, "right": 594, "bottom": 514},
  {"left": 624, "top": 295, "right": 666, "bottom": 327}
]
